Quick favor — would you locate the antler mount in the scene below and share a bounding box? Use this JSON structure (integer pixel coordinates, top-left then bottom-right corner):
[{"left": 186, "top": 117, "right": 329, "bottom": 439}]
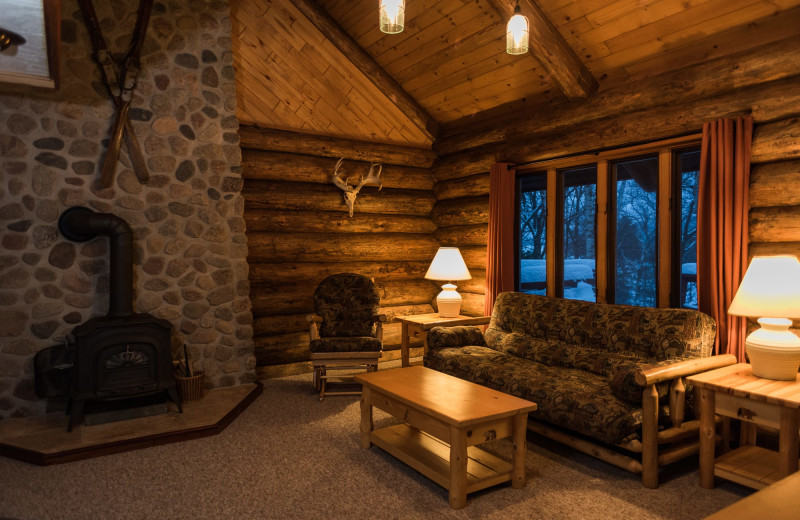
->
[{"left": 331, "top": 157, "right": 383, "bottom": 217}]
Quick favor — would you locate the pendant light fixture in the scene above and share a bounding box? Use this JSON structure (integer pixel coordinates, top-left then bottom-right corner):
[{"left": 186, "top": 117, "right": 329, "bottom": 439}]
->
[
  {"left": 506, "top": 1, "right": 529, "bottom": 55},
  {"left": 379, "top": 0, "right": 405, "bottom": 34}
]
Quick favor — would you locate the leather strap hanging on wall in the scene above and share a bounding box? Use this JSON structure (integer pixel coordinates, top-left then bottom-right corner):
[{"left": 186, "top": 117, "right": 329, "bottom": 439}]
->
[{"left": 78, "top": 0, "right": 153, "bottom": 187}]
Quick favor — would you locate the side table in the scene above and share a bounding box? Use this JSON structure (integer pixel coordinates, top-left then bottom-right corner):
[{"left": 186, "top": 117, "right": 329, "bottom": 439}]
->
[
  {"left": 396, "top": 313, "right": 490, "bottom": 367},
  {"left": 687, "top": 363, "right": 800, "bottom": 490}
]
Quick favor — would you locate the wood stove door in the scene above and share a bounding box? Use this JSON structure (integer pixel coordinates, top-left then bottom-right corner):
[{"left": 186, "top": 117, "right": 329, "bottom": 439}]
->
[{"left": 96, "top": 342, "right": 158, "bottom": 397}]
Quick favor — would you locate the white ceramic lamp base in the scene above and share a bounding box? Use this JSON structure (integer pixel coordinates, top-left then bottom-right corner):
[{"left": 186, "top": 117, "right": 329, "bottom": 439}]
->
[
  {"left": 436, "top": 283, "right": 462, "bottom": 318},
  {"left": 746, "top": 318, "right": 800, "bottom": 380}
]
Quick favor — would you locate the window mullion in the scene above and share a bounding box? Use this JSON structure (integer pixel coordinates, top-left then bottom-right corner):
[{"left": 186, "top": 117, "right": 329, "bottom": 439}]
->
[
  {"left": 658, "top": 149, "right": 672, "bottom": 308},
  {"left": 596, "top": 160, "right": 609, "bottom": 304},
  {"left": 546, "top": 168, "right": 557, "bottom": 298}
]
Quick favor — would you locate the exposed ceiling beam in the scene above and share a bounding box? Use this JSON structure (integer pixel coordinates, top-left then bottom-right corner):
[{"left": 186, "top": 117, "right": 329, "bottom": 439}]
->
[
  {"left": 292, "top": 0, "right": 440, "bottom": 142},
  {"left": 238, "top": 126, "right": 436, "bottom": 168},
  {"left": 488, "top": 0, "right": 598, "bottom": 99}
]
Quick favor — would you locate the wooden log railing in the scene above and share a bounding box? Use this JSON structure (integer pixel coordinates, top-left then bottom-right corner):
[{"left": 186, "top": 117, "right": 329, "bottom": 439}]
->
[
  {"left": 638, "top": 354, "right": 738, "bottom": 488},
  {"left": 635, "top": 355, "right": 738, "bottom": 386}
]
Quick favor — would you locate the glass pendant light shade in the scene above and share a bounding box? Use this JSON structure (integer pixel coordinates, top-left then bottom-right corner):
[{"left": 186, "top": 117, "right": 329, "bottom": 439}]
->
[
  {"left": 506, "top": 4, "right": 529, "bottom": 55},
  {"left": 380, "top": 0, "right": 405, "bottom": 34}
]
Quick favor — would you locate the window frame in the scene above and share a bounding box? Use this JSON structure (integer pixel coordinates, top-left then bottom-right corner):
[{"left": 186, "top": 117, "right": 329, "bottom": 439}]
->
[{"left": 514, "top": 134, "right": 702, "bottom": 308}]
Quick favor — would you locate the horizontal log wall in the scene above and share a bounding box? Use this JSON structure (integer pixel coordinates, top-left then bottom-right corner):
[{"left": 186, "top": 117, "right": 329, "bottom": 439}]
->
[
  {"left": 242, "top": 129, "right": 439, "bottom": 374},
  {"left": 749, "top": 121, "right": 800, "bottom": 257},
  {"left": 748, "top": 120, "right": 800, "bottom": 330},
  {"left": 432, "top": 38, "right": 800, "bottom": 316}
]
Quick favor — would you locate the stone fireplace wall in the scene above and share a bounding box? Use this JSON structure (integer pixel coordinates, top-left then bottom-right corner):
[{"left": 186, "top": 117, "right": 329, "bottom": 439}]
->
[{"left": 0, "top": 0, "right": 256, "bottom": 418}]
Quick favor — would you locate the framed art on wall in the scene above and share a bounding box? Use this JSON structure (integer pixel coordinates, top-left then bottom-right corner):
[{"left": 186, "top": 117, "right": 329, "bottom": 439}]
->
[{"left": 0, "top": 0, "right": 60, "bottom": 88}]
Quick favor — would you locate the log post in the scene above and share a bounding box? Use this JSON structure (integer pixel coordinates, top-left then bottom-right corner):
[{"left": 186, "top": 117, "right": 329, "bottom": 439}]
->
[
  {"left": 699, "top": 387, "right": 716, "bottom": 489},
  {"left": 669, "top": 377, "right": 686, "bottom": 427},
  {"left": 449, "top": 426, "right": 469, "bottom": 509},
  {"left": 641, "top": 383, "right": 660, "bottom": 489},
  {"left": 779, "top": 407, "right": 799, "bottom": 477},
  {"left": 360, "top": 387, "right": 373, "bottom": 449},
  {"left": 512, "top": 412, "right": 528, "bottom": 489}
]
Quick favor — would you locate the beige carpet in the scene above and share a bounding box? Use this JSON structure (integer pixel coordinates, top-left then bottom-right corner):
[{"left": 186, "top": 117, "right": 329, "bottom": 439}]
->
[{"left": 0, "top": 369, "right": 749, "bottom": 520}]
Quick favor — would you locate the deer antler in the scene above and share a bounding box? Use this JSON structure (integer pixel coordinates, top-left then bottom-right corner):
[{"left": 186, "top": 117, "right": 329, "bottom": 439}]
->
[
  {"left": 331, "top": 158, "right": 383, "bottom": 217},
  {"left": 331, "top": 157, "right": 353, "bottom": 192},
  {"left": 355, "top": 162, "right": 382, "bottom": 192},
  {"left": 331, "top": 157, "right": 360, "bottom": 217}
]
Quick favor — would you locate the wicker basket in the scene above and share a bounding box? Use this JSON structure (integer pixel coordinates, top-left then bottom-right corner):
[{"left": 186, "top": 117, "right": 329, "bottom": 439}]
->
[{"left": 174, "top": 371, "right": 204, "bottom": 402}]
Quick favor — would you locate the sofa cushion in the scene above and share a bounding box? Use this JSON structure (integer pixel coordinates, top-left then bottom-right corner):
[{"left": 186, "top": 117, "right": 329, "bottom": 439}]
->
[
  {"left": 484, "top": 327, "right": 647, "bottom": 378},
  {"left": 425, "top": 346, "right": 646, "bottom": 445},
  {"left": 310, "top": 337, "right": 382, "bottom": 353},
  {"left": 427, "top": 326, "right": 486, "bottom": 351}
]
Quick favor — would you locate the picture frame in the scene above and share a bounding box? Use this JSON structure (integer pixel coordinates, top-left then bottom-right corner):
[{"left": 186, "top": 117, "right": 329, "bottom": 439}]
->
[{"left": 0, "top": 0, "right": 61, "bottom": 89}]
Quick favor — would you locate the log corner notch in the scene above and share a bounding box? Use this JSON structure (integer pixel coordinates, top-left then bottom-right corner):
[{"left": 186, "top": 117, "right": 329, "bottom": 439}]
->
[
  {"left": 292, "top": 0, "right": 440, "bottom": 142},
  {"left": 487, "top": 0, "right": 598, "bottom": 100}
]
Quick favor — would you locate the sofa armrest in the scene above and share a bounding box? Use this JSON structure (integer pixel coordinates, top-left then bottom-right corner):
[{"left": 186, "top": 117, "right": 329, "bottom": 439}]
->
[
  {"left": 306, "top": 314, "right": 323, "bottom": 341},
  {"left": 635, "top": 354, "right": 737, "bottom": 386},
  {"left": 372, "top": 314, "right": 387, "bottom": 341},
  {"left": 427, "top": 325, "right": 486, "bottom": 351}
]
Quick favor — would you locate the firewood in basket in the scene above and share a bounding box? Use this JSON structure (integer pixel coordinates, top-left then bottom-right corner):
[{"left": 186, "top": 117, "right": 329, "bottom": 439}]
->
[{"left": 183, "top": 343, "right": 192, "bottom": 377}]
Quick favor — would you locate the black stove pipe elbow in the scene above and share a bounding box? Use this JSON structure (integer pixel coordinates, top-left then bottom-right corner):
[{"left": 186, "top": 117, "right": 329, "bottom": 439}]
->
[{"left": 58, "top": 207, "right": 134, "bottom": 317}]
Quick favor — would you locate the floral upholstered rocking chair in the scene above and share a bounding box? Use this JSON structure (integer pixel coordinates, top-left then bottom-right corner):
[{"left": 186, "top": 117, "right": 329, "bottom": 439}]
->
[{"left": 306, "top": 273, "right": 386, "bottom": 400}]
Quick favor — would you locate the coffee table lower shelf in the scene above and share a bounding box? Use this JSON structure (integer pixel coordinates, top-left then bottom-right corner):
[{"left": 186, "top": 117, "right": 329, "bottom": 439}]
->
[{"left": 371, "top": 423, "right": 513, "bottom": 494}]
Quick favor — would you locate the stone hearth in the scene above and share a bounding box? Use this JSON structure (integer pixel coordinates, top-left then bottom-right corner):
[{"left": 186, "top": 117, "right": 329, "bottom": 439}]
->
[{"left": 0, "top": 0, "right": 256, "bottom": 419}]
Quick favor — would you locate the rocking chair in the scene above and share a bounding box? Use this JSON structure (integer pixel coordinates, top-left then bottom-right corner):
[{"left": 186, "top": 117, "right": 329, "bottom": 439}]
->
[{"left": 307, "top": 273, "right": 386, "bottom": 400}]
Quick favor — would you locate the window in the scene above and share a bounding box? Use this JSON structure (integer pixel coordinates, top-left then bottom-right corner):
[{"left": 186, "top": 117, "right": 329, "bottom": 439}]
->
[
  {"left": 560, "top": 166, "right": 597, "bottom": 302},
  {"left": 673, "top": 149, "right": 700, "bottom": 309},
  {"left": 517, "top": 173, "right": 547, "bottom": 295},
  {"left": 515, "top": 136, "right": 701, "bottom": 309},
  {"left": 611, "top": 156, "right": 658, "bottom": 307}
]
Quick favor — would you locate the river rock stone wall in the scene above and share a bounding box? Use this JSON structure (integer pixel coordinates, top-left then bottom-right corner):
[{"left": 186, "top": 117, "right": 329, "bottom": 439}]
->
[{"left": 0, "top": 0, "right": 256, "bottom": 418}]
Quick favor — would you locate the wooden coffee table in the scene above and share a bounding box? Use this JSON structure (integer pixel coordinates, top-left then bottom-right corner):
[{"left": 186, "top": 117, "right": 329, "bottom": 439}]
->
[{"left": 354, "top": 366, "right": 537, "bottom": 509}]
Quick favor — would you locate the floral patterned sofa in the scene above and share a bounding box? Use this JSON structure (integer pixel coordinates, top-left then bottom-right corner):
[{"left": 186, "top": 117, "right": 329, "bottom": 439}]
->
[{"left": 424, "top": 291, "right": 737, "bottom": 488}]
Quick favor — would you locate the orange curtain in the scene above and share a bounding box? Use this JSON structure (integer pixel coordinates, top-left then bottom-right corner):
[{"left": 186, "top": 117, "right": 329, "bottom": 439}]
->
[
  {"left": 697, "top": 116, "right": 753, "bottom": 359},
  {"left": 485, "top": 163, "right": 517, "bottom": 316}
]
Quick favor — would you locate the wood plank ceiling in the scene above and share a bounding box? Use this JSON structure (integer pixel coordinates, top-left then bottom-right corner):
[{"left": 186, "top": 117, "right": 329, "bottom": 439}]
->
[{"left": 231, "top": 0, "right": 800, "bottom": 148}]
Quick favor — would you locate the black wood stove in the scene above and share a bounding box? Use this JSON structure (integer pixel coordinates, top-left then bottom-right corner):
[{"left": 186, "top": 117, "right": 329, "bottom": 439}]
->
[{"left": 35, "top": 207, "right": 181, "bottom": 431}]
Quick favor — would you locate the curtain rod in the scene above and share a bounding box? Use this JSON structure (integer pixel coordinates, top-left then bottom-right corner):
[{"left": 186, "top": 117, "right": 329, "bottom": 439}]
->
[{"left": 506, "top": 130, "right": 702, "bottom": 170}]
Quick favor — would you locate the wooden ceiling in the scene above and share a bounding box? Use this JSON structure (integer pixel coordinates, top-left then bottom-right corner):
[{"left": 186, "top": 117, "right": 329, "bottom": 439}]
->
[{"left": 231, "top": 0, "right": 800, "bottom": 148}]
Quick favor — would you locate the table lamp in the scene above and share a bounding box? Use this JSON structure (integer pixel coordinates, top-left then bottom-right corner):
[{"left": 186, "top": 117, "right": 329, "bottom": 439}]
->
[
  {"left": 425, "top": 247, "right": 471, "bottom": 318},
  {"left": 727, "top": 255, "right": 800, "bottom": 380}
]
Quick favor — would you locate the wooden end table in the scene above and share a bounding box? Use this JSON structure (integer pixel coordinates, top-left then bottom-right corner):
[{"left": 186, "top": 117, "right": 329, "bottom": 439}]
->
[
  {"left": 687, "top": 363, "right": 800, "bottom": 490},
  {"left": 355, "top": 366, "right": 536, "bottom": 509},
  {"left": 396, "top": 313, "right": 490, "bottom": 367}
]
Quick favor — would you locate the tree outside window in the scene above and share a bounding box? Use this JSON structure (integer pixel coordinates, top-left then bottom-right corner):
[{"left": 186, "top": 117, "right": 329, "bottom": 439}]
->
[{"left": 515, "top": 141, "right": 701, "bottom": 309}]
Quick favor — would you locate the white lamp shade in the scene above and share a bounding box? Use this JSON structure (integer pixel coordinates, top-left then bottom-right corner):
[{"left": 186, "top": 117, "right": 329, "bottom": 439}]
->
[
  {"left": 728, "top": 255, "right": 800, "bottom": 318},
  {"left": 379, "top": 0, "right": 405, "bottom": 34},
  {"left": 424, "top": 247, "right": 471, "bottom": 281},
  {"left": 506, "top": 9, "right": 529, "bottom": 55}
]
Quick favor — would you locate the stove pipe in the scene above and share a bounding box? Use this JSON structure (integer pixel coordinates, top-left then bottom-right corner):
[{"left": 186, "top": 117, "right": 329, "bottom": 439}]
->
[{"left": 58, "top": 207, "right": 134, "bottom": 317}]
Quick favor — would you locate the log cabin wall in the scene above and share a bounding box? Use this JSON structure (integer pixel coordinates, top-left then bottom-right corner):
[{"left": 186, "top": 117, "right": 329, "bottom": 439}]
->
[
  {"left": 240, "top": 127, "right": 439, "bottom": 377},
  {"left": 432, "top": 36, "right": 800, "bottom": 315}
]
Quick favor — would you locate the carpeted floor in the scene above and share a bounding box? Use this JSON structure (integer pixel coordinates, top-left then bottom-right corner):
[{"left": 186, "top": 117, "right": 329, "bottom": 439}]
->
[{"left": 0, "top": 370, "right": 750, "bottom": 520}]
